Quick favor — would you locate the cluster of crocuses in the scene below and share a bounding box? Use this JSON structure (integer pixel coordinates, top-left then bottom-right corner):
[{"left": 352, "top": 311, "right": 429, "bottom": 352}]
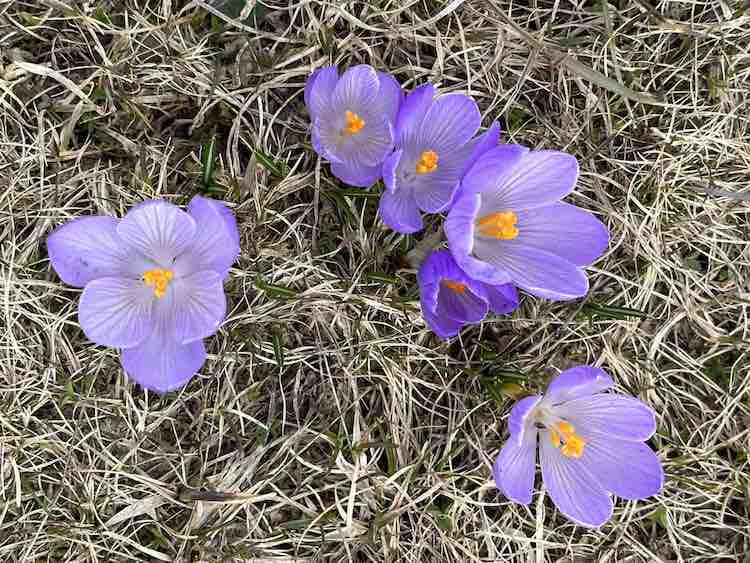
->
[
  {"left": 44, "top": 63, "right": 662, "bottom": 531},
  {"left": 305, "top": 64, "right": 609, "bottom": 338}
]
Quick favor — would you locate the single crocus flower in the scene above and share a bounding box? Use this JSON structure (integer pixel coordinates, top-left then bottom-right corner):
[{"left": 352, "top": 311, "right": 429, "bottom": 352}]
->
[
  {"left": 494, "top": 366, "right": 663, "bottom": 528},
  {"left": 445, "top": 145, "right": 609, "bottom": 300},
  {"left": 379, "top": 84, "right": 500, "bottom": 233},
  {"left": 47, "top": 196, "right": 240, "bottom": 393},
  {"left": 305, "top": 64, "right": 402, "bottom": 187},
  {"left": 418, "top": 249, "right": 518, "bottom": 339}
]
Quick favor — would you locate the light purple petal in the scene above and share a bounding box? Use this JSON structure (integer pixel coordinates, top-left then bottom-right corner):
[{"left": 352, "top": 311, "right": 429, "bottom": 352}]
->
[
  {"left": 175, "top": 196, "right": 239, "bottom": 279},
  {"left": 494, "top": 426, "right": 538, "bottom": 505},
  {"left": 508, "top": 395, "right": 542, "bottom": 443},
  {"left": 418, "top": 93, "right": 481, "bottom": 151},
  {"left": 305, "top": 66, "right": 338, "bottom": 121},
  {"left": 461, "top": 121, "right": 501, "bottom": 178},
  {"left": 544, "top": 366, "right": 614, "bottom": 405},
  {"left": 331, "top": 65, "right": 380, "bottom": 113},
  {"left": 411, "top": 152, "right": 465, "bottom": 213},
  {"left": 436, "top": 282, "right": 488, "bottom": 324},
  {"left": 556, "top": 394, "right": 657, "bottom": 441},
  {"left": 330, "top": 160, "right": 382, "bottom": 188},
  {"left": 47, "top": 216, "right": 142, "bottom": 287},
  {"left": 156, "top": 270, "right": 226, "bottom": 345},
  {"left": 417, "top": 251, "right": 442, "bottom": 315},
  {"left": 446, "top": 193, "right": 512, "bottom": 285},
  {"left": 459, "top": 144, "right": 529, "bottom": 197},
  {"left": 578, "top": 438, "right": 663, "bottom": 500},
  {"left": 472, "top": 240, "right": 588, "bottom": 300},
  {"left": 379, "top": 186, "right": 423, "bottom": 234},
  {"left": 117, "top": 201, "right": 197, "bottom": 266},
  {"left": 484, "top": 282, "right": 519, "bottom": 315},
  {"left": 473, "top": 149, "right": 579, "bottom": 211},
  {"left": 311, "top": 120, "right": 343, "bottom": 163},
  {"left": 395, "top": 84, "right": 435, "bottom": 145},
  {"left": 512, "top": 203, "right": 609, "bottom": 267},
  {"left": 539, "top": 433, "right": 613, "bottom": 528},
  {"left": 78, "top": 277, "right": 153, "bottom": 348},
  {"left": 121, "top": 330, "right": 206, "bottom": 394},
  {"left": 422, "top": 308, "right": 465, "bottom": 340},
  {"left": 382, "top": 149, "right": 402, "bottom": 193},
  {"left": 377, "top": 71, "right": 403, "bottom": 125}
]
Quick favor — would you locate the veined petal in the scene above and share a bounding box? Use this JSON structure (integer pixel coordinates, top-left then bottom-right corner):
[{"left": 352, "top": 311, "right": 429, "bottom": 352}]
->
[
  {"left": 418, "top": 93, "right": 481, "bottom": 151},
  {"left": 331, "top": 65, "right": 380, "bottom": 114},
  {"left": 377, "top": 71, "right": 403, "bottom": 125},
  {"left": 540, "top": 432, "right": 613, "bottom": 528},
  {"left": 557, "top": 394, "right": 657, "bottom": 441},
  {"left": 484, "top": 282, "right": 519, "bottom": 315},
  {"left": 422, "top": 308, "right": 464, "bottom": 339},
  {"left": 473, "top": 240, "right": 589, "bottom": 300},
  {"left": 78, "top": 277, "right": 153, "bottom": 348},
  {"left": 47, "top": 216, "right": 142, "bottom": 287},
  {"left": 508, "top": 395, "right": 542, "bottom": 443},
  {"left": 311, "top": 120, "right": 344, "bottom": 163},
  {"left": 460, "top": 121, "right": 501, "bottom": 179},
  {"left": 544, "top": 366, "right": 614, "bottom": 405},
  {"left": 379, "top": 186, "right": 423, "bottom": 234},
  {"left": 513, "top": 203, "right": 609, "bottom": 267},
  {"left": 494, "top": 426, "right": 538, "bottom": 505},
  {"left": 395, "top": 84, "right": 435, "bottom": 145},
  {"left": 121, "top": 331, "right": 206, "bottom": 394},
  {"left": 382, "top": 149, "right": 402, "bottom": 194},
  {"left": 474, "top": 149, "right": 579, "bottom": 211},
  {"left": 436, "top": 282, "right": 488, "bottom": 324},
  {"left": 577, "top": 437, "right": 663, "bottom": 500},
  {"left": 330, "top": 160, "right": 382, "bottom": 188},
  {"left": 458, "top": 144, "right": 530, "bottom": 197},
  {"left": 305, "top": 66, "right": 338, "bottom": 121},
  {"left": 155, "top": 270, "right": 226, "bottom": 345},
  {"left": 411, "top": 150, "right": 466, "bottom": 213},
  {"left": 117, "top": 201, "right": 197, "bottom": 266},
  {"left": 175, "top": 196, "right": 239, "bottom": 279}
]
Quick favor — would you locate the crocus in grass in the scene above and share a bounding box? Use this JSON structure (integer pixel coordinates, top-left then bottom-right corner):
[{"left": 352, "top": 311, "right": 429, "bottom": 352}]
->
[
  {"left": 379, "top": 83, "right": 501, "bottom": 233},
  {"left": 418, "top": 249, "right": 518, "bottom": 339},
  {"left": 494, "top": 366, "right": 663, "bottom": 528},
  {"left": 445, "top": 145, "right": 609, "bottom": 300},
  {"left": 47, "top": 196, "right": 239, "bottom": 393},
  {"left": 305, "top": 64, "right": 402, "bottom": 187}
]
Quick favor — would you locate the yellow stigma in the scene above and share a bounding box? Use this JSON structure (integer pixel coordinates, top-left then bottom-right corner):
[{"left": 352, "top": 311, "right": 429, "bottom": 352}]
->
[
  {"left": 344, "top": 110, "right": 365, "bottom": 134},
  {"left": 142, "top": 268, "right": 174, "bottom": 299},
  {"left": 415, "top": 150, "right": 439, "bottom": 174},
  {"left": 476, "top": 211, "right": 519, "bottom": 240},
  {"left": 443, "top": 279, "right": 467, "bottom": 294},
  {"left": 549, "top": 421, "right": 586, "bottom": 458}
]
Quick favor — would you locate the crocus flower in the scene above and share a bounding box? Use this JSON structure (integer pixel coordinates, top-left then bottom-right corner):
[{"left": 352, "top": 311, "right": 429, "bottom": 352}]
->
[
  {"left": 445, "top": 146, "right": 609, "bottom": 300},
  {"left": 47, "top": 196, "right": 239, "bottom": 393},
  {"left": 418, "top": 249, "right": 518, "bottom": 339},
  {"left": 305, "top": 64, "right": 402, "bottom": 187},
  {"left": 494, "top": 366, "right": 663, "bottom": 528},
  {"left": 379, "top": 84, "right": 500, "bottom": 234}
]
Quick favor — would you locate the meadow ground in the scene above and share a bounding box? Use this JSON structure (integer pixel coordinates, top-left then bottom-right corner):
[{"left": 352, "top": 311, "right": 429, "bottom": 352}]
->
[{"left": 1, "top": 0, "right": 749, "bottom": 561}]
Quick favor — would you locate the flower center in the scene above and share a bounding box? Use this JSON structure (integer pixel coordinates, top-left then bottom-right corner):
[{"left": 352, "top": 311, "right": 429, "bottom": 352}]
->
[
  {"left": 143, "top": 268, "right": 173, "bottom": 299},
  {"left": 549, "top": 421, "right": 586, "bottom": 458},
  {"left": 344, "top": 110, "right": 365, "bottom": 135},
  {"left": 415, "top": 150, "right": 439, "bottom": 174},
  {"left": 442, "top": 279, "right": 467, "bottom": 294},
  {"left": 476, "top": 211, "right": 519, "bottom": 240}
]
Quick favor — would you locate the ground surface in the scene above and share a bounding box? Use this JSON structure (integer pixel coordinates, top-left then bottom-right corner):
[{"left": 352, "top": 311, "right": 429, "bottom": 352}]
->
[{"left": 1, "top": 0, "right": 749, "bottom": 561}]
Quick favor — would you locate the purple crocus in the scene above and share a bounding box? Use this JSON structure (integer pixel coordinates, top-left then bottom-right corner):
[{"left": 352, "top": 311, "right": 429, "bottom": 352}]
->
[
  {"left": 305, "top": 64, "right": 402, "bottom": 188},
  {"left": 46, "top": 196, "right": 239, "bottom": 393},
  {"left": 418, "top": 249, "right": 518, "bottom": 339},
  {"left": 379, "top": 84, "right": 500, "bottom": 234},
  {"left": 494, "top": 366, "right": 663, "bottom": 528},
  {"left": 445, "top": 146, "right": 609, "bottom": 300}
]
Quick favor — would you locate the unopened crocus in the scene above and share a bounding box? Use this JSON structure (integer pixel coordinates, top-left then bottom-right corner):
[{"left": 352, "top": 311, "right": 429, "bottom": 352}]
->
[
  {"left": 379, "top": 84, "right": 500, "bottom": 233},
  {"left": 445, "top": 146, "right": 609, "bottom": 300},
  {"left": 47, "top": 196, "right": 239, "bottom": 393},
  {"left": 494, "top": 366, "right": 663, "bottom": 528},
  {"left": 418, "top": 249, "right": 518, "bottom": 339},
  {"left": 305, "top": 64, "right": 402, "bottom": 187}
]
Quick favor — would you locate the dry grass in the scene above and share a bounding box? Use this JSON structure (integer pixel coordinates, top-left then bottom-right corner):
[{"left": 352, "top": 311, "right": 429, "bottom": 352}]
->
[{"left": 1, "top": 0, "right": 749, "bottom": 561}]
